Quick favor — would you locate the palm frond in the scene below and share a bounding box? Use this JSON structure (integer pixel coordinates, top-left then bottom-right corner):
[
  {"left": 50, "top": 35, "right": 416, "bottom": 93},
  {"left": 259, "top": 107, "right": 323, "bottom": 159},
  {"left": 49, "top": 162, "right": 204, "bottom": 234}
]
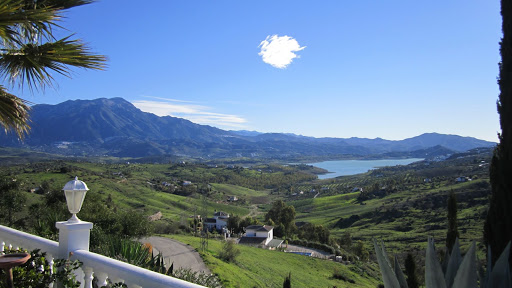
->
[
  {"left": 0, "top": 85, "right": 30, "bottom": 139},
  {"left": 23, "top": 0, "right": 94, "bottom": 10},
  {"left": 0, "top": 36, "right": 106, "bottom": 90},
  {"left": 0, "top": 0, "right": 58, "bottom": 44}
]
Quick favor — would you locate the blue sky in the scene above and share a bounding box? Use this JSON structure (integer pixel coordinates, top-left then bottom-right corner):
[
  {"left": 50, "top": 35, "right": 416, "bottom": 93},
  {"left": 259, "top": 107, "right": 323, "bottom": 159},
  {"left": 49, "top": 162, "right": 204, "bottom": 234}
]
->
[{"left": 19, "top": 1, "right": 501, "bottom": 141}]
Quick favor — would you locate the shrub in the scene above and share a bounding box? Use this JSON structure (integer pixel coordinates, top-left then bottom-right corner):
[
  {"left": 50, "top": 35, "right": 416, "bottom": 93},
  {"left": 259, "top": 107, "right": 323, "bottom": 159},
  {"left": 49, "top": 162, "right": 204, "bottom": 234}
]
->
[
  {"left": 172, "top": 268, "right": 222, "bottom": 288},
  {"left": 218, "top": 240, "right": 241, "bottom": 263},
  {"left": 332, "top": 267, "right": 356, "bottom": 284},
  {"left": 0, "top": 248, "right": 81, "bottom": 288}
]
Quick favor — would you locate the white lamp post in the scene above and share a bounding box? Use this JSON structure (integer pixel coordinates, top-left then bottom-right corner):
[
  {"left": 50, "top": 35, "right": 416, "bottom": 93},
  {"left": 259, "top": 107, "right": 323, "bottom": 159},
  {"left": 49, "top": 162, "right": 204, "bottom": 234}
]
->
[{"left": 63, "top": 176, "right": 89, "bottom": 223}]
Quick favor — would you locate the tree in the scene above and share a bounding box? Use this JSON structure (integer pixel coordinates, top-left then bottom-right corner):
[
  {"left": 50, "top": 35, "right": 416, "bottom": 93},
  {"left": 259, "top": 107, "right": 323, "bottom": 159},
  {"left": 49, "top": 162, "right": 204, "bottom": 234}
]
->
[
  {"left": 227, "top": 214, "right": 241, "bottom": 234},
  {"left": 484, "top": 0, "right": 512, "bottom": 265},
  {"left": 265, "top": 200, "right": 296, "bottom": 238},
  {"left": 446, "top": 190, "right": 459, "bottom": 253},
  {"left": 0, "top": 0, "right": 106, "bottom": 139},
  {"left": 339, "top": 231, "right": 352, "bottom": 250},
  {"left": 283, "top": 272, "right": 291, "bottom": 288},
  {"left": 404, "top": 253, "right": 419, "bottom": 288},
  {"left": 297, "top": 223, "right": 330, "bottom": 244},
  {"left": 353, "top": 240, "right": 369, "bottom": 261},
  {"left": 0, "top": 177, "right": 25, "bottom": 226},
  {"left": 239, "top": 215, "right": 259, "bottom": 230}
]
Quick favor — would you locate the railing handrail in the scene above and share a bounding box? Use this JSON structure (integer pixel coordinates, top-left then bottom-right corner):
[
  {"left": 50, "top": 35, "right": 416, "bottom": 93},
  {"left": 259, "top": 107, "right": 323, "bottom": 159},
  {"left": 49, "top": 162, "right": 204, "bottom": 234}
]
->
[
  {"left": 72, "top": 249, "right": 204, "bottom": 288},
  {"left": 0, "top": 225, "right": 59, "bottom": 256},
  {"left": 0, "top": 224, "right": 205, "bottom": 287}
]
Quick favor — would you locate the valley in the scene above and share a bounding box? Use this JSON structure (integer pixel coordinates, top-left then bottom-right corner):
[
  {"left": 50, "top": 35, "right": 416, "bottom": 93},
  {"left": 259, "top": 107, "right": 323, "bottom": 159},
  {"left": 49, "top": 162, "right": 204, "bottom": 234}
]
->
[{"left": 0, "top": 146, "right": 493, "bottom": 287}]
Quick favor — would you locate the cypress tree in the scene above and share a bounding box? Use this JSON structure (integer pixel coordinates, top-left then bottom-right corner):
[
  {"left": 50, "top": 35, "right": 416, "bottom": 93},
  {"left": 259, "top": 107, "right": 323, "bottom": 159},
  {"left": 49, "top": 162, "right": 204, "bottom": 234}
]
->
[
  {"left": 484, "top": 0, "right": 512, "bottom": 265},
  {"left": 404, "top": 253, "right": 419, "bottom": 288},
  {"left": 283, "top": 272, "right": 291, "bottom": 288},
  {"left": 446, "top": 190, "right": 459, "bottom": 253}
]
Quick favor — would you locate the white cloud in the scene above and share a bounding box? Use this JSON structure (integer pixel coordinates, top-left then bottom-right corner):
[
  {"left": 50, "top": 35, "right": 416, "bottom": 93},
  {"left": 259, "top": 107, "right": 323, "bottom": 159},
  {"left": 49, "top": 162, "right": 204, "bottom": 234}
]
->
[
  {"left": 132, "top": 99, "right": 248, "bottom": 129},
  {"left": 258, "top": 35, "right": 306, "bottom": 69}
]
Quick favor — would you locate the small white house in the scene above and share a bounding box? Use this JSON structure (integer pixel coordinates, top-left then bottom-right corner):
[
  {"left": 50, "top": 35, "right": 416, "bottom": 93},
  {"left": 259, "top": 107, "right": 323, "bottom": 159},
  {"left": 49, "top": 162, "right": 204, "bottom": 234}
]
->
[
  {"left": 238, "top": 225, "right": 282, "bottom": 249},
  {"left": 204, "top": 211, "right": 229, "bottom": 231}
]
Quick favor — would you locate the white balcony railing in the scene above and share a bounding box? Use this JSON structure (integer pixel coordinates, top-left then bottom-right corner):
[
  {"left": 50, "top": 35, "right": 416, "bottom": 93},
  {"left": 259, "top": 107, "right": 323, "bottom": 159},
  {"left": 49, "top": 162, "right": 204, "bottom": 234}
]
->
[{"left": 0, "top": 224, "right": 204, "bottom": 288}]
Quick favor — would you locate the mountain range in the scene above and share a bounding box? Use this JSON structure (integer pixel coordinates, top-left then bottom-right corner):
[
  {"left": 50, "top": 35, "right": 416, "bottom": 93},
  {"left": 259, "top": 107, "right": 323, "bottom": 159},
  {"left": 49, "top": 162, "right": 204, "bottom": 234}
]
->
[{"left": 0, "top": 98, "right": 496, "bottom": 159}]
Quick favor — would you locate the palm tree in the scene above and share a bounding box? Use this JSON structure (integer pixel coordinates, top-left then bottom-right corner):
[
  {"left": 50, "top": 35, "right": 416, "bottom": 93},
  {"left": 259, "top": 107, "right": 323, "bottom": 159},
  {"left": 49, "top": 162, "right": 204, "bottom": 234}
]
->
[{"left": 0, "top": 0, "right": 105, "bottom": 139}]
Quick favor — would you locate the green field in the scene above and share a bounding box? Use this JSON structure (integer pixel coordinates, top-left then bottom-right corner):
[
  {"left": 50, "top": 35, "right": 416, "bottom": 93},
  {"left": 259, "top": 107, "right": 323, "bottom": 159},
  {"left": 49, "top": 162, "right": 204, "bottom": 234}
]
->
[{"left": 168, "top": 234, "right": 380, "bottom": 288}]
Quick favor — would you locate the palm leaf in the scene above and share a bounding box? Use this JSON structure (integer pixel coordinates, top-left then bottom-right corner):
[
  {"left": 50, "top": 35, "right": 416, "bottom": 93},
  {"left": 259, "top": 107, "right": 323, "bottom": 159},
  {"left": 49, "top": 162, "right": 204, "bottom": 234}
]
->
[
  {"left": 0, "top": 36, "right": 106, "bottom": 90},
  {"left": 23, "top": 0, "right": 94, "bottom": 10},
  {"left": 0, "top": 85, "right": 30, "bottom": 139},
  {"left": 0, "top": 0, "right": 58, "bottom": 44}
]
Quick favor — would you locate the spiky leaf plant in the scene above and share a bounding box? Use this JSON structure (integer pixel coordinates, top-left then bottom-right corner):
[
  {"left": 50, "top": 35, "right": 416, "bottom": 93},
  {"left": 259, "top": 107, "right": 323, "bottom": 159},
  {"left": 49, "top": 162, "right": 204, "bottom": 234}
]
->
[{"left": 373, "top": 238, "right": 512, "bottom": 288}]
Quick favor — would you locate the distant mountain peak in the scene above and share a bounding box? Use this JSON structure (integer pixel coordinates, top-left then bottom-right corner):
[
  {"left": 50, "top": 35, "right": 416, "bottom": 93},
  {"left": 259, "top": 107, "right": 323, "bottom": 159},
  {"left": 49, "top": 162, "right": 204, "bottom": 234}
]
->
[{"left": 0, "top": 97, "right": 497, "bottom": 158}]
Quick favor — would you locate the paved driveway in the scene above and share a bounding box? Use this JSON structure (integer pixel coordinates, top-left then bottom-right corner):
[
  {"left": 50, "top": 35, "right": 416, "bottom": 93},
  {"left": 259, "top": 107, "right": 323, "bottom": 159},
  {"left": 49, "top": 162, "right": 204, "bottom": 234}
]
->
[{"left": 140, "top": 236, "right": 211, "bottom": 274}]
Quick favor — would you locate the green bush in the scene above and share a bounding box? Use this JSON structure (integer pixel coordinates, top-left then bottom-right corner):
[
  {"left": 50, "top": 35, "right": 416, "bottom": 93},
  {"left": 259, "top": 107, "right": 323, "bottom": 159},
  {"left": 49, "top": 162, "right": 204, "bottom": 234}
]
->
[
  {"left": 332, "top": 267, "right": 356, "bottom": 284},
  {"left": 218, "top": 240, "right": 240, "bottom": 263},
  {"left": 0, "top": 248, "right": 81, "bottom": 288}
]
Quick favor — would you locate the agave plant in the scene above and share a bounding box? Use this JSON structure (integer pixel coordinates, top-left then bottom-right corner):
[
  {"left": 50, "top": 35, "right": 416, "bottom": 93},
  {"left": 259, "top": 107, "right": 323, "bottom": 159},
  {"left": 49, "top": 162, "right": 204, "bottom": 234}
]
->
[
  {"left": 97, "top": 237, "right": 172, "bottom": 274},
  {"left": 373, "top": 237, "right": 511, "bottom": 288}
]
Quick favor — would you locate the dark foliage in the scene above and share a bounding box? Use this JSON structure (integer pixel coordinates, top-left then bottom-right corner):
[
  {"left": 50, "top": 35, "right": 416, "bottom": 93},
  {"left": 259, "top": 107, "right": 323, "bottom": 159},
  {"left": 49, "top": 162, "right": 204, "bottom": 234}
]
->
[
  {"left": 283, "top": 272, "right": 291, "bottom": 288},
  {"left": 334, "top": 215, "right": 361, "bottom": 229},
  {"left": 0, "top": 248, "right": 81, "bottom": 288},
  {"left": 296, "top": 222, "right": 330, "bottom": 244},
  {"left": 0, "top": 177, "right": 25, "bottom": 226},
  {"left": 404, "top": 253, "right": 419, "bottom": 288},
  {"left": 484, "top": 0, "right": 512, "bottom": 265},
  {"left": 332, "top": 267, "right": 356, "bottom": 283},
  {"left": 446, "top": 190, "right": 459, "bottom": 253},
  {"left": 265, "top": 200, "right": 296, "bottom": 238}
]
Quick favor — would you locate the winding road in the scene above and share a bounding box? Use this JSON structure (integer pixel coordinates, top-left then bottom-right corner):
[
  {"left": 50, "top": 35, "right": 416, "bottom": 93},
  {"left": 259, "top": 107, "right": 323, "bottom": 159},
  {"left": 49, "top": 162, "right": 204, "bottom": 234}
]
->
[{"left": 140, "top": 236, "right": 211, "bottom": 274}]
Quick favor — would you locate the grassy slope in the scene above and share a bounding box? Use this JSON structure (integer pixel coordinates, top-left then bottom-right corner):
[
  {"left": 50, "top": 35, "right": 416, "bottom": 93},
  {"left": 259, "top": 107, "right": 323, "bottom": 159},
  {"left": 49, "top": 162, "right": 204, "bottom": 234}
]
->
[
  {"left": 291, "top": 155, "right": 491, "bottom": 259},
  {"left": 8, "top": 162, "right": 256, "bottom": 222},
  {"left": 169, "top": 234, "right": 380, "bottom": 288}
]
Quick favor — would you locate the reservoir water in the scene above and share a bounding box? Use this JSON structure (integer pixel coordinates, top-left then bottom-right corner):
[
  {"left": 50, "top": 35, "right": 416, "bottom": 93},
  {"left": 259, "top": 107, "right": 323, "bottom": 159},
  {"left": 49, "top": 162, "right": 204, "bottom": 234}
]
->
[{"left": 309, "top": 158, "right": 424, "bottom": 179}]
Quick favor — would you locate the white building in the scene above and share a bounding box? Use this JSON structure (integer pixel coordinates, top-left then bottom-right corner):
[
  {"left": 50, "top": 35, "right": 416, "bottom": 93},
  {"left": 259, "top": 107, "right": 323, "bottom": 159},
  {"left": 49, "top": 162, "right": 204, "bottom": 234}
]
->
[
  {"left": 204, "top": 211, "right": 229, "bottom": 231},
  {"left": 238, "top": 225, "right": 282, "bottom": 249}
]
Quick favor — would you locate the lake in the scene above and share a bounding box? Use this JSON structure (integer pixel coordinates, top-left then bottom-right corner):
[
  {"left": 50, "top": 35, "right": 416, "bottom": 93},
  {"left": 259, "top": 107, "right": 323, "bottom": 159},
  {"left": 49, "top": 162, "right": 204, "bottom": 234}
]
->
[{"left": 309, "top": 158, "right": 424, "bottom": 179}]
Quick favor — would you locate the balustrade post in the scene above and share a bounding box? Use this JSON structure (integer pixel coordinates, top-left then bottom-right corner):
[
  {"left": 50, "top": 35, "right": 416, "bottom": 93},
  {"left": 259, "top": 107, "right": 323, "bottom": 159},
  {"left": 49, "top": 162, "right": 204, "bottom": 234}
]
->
[
  {"left": 55, "top": 221, "right": 93, "bottom": 259},
  {"left": 83, "top": 267, "right": 94, "bottom": 288},
  {"left": 95, "top": 272, "right": 108, "bottom": 287}
]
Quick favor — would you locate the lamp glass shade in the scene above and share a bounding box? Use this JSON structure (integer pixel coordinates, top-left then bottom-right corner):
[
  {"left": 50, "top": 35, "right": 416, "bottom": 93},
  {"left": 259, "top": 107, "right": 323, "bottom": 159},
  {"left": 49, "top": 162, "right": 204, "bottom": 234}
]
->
[
  {"left": 63, "top": 177, "right": 89, "bottom": 222},
  {"left": 64, "top": 189, "right": 87, "bottom": 214}
]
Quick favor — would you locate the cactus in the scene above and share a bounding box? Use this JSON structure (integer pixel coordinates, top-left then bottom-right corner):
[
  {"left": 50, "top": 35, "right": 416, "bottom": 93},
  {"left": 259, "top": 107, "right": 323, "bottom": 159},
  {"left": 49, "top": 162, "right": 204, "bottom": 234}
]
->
[{"left": 373, "top": 238, "right": 512, "bottom": 288}]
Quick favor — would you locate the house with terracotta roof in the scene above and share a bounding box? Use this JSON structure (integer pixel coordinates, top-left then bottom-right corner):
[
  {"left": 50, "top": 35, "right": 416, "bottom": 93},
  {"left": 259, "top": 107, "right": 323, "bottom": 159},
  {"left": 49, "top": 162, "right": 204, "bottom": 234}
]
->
[{"left": 238, "top": 225, "right": 283, "bottom": 249}]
